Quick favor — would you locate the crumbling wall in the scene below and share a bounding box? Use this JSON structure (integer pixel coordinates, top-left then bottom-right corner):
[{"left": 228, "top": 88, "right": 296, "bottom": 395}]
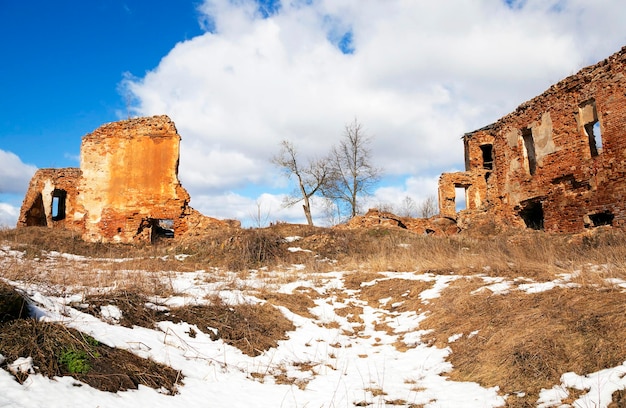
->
[
  {"left": 439, "top": 46, "right": 626, "bottom": 233},
  {"left": 78, "top": 116, "right": 191, "bottom": 242},
  {"left": 17, "top": 115, "right": 234, "bottom": 243},
  {"left": 438, "top": 171, "right": 488, "bottom": 219},
  {"left": 17, "top": 168, "right": 83, "bottom": 230}
]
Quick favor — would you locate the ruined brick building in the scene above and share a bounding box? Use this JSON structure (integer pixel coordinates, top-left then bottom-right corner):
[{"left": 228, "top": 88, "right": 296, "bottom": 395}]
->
[
  {"left": 439, "top": 46, "right": 626, "bottom": 233},
  {"left": 17, "top": 115, "right": 234, "bottom": 243}
]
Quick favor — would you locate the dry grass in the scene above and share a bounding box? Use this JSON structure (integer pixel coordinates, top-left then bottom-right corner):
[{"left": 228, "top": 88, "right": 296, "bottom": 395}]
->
[
  {"left": 169, "top": 300, "right": 294, "bottom": 356},
  {"left": 5, "top": 223, "right": 626, "bottom": 279},
  {"left": 359, "top": 277, "right": 433, "bottom": 312},
  {"left": 0, "top": 227, "right": 142, "bottom": 258},
  {"left": 417, "top": 279, "right": 626, "bottom": 406},
  {"left": 259, "top": 286, "right": 319, "bottom": 319},
  {"left": 0, "top": 258, "right": 178, "bottom": 297},
  {"left": 3, "top": 224, "right": 626, "bottom": 404},
  {"left": 0, "top": 319, "right": 182, "bottom": 393},
  {"left": 0, "top": 284, "right": 181, "bottom": 393},
  {"left": 76, "top": 291, "right": 294, "bottom": 357}
]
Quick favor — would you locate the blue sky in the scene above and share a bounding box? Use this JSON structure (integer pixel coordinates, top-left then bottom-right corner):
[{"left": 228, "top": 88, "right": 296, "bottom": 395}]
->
[
  {"left": 0, "top": 1, "right": 202, "bottom": 167},
  {"left": 2, "top": 0, "right": 626, "bottom": 227}
]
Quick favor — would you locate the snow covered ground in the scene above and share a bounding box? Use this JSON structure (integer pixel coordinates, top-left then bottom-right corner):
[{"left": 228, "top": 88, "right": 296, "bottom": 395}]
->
[{"left": 1, "top": 244, "right": 625, "bottom": 408}]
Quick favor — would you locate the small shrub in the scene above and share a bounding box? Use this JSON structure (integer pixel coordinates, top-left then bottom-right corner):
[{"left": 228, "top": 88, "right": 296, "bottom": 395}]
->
[
  {"left": 59, "top": 349, "right": 91, "bottom": 374},
  {"left": 84, "top": 335, "right": 100, "bottom": 347}
]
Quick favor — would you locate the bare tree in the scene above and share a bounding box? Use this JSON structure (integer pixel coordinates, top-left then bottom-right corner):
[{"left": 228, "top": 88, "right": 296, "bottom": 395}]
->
[
  {"left": 321, "top": 197, "right": 342, "bottom": 226},
  {"left": 323, "top": 119, "right": 381, "bottom": 219},
  {"left": 271, "top": 140, "right": 331, "bottom": 226},
  {"left": 376, "top": 202, "right": 395, "bottom": 213},
  {"left": 249, "top": 199, "right": 272, "bottom": 228},
  {"left": 418, "top": 195, "right": 438, "bottom": 218},
  {"left": 397, "top": 196, "right": 418, "bottom": 218}
]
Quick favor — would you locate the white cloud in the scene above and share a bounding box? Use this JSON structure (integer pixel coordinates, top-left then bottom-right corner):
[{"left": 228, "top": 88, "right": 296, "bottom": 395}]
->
[
  {"left": 124, "top": 0, "right": 626, "bottom": 221},
  {"left": 368, "top": 175, "right": 440, "bottom": 214},
  {"left": 0, "top": 150, "right": 37, "bottom": 195},
  {"left": 0, "top": 203, "right": 19, "bottom": 228},
  {"left": 191, "top": 191, "right": 319, "bottom": 227}
]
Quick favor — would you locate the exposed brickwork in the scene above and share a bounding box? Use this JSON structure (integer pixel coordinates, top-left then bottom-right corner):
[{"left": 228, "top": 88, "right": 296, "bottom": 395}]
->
[
  {"left": 18, "top": 168, "right": 83, "bottom": 230},
  {"left": 439, "top": 46, "right": 626, "bottom": 233},
  {"left": 17, "top": 115, "right": 238, "bottom": 242}
]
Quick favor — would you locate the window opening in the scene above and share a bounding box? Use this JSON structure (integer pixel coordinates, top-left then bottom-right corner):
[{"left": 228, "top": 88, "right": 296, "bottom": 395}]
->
[
  {"left": 455, "top": 186, "right": 467, "bottom": 212},
  {"left": 518, "top": 200, "right": 544, "bottom": 230},
  {"left": 583, "top": 121, "right": 603, "bottom": 157},
  {"left": 480, "top": 144, "right": 493, "bottom": 170},
  {"left": 579, "top": 99, "right": 602, "bottom": 157},
  {"left": 521, "top": 128, "right": 537, "bottom": 175},
  {"left": 51, "top": 189, "right": 67, "bottom": 221},
  {"left": 51, "top": 197, "right": 59, "bottom": 218},
  {"left": 593, "top": 122, "right": 602, "bottom": 149},
  {"left": 588, "top": 211, "right": 614, "bottom": 227}
]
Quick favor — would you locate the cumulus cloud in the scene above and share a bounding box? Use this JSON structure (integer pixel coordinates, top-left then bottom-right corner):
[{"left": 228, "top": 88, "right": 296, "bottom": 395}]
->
[
  {"left": 0, "top": 150, "right": 37, "bottom": 195},
  {"left": 0, "top": 203, "right": 19, "bottom": 228},
  {"left": 124, "top": 0, "right": 626, "bottom": 223}
]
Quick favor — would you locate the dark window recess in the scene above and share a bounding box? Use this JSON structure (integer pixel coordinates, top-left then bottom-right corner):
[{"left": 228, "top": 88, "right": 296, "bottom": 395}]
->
[
  {"left": 153, "top": 219, "right": 174, "bottom": 241},
  {"left": 480, "top": 144, "right": 493, "bottom": 170},
  {"left": 589, "top": 211, "right": 614, "bottom": 227},
  {"left": 519, "top": 200, "right": 544, "bottom": 230},
  {"left": 51, "top": 189, "right": 67, "bottom": 221},
  {"left": 521, "top": 128, "right": 537, "bottom": 175},
  {"left": 138, "top": 218, "right": 175, "bottom": 243}
]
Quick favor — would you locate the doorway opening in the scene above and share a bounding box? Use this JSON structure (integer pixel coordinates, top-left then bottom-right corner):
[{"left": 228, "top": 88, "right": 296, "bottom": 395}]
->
[{"left": 519, "top": 200, "right": 544, "bottom": 230}]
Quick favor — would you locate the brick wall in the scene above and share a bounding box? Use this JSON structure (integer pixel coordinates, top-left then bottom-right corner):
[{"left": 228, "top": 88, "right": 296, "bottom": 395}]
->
[{"left": 439, "top": 46, "right": 626, "bottom": 233}]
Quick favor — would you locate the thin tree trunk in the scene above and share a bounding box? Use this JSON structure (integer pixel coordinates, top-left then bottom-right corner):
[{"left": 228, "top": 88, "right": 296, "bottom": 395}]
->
[{"left": 299, "top": 177, "right": 314, "bottom": 226}]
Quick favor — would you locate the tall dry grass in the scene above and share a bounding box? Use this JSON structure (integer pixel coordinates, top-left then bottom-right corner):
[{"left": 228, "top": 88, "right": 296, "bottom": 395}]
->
[
  {"left": 416, "top": 278, "right": 626, "bottom": 406},
  {"left": 3, "top": 225, "right": 626, "bottom": 286}
]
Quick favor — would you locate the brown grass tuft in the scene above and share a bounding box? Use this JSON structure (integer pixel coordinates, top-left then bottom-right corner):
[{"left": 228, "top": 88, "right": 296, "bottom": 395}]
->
[
  {"left": 259, "top": 287, "right": 318, "bottom": 319},
  {"left": 358, "top": 277, "right": 433, "bottom": 312},
  {"left": 170, "top": 299, "right": 295, "bottom": 356},
  {"left": 419, "top": 282, "right": 626, "bottom": 405},
  {"left": 77, "top": 291, "right": 295, "bottom": 357},
  {"left": 0, "top": 318, "right": 181, "bottom": 393}
]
